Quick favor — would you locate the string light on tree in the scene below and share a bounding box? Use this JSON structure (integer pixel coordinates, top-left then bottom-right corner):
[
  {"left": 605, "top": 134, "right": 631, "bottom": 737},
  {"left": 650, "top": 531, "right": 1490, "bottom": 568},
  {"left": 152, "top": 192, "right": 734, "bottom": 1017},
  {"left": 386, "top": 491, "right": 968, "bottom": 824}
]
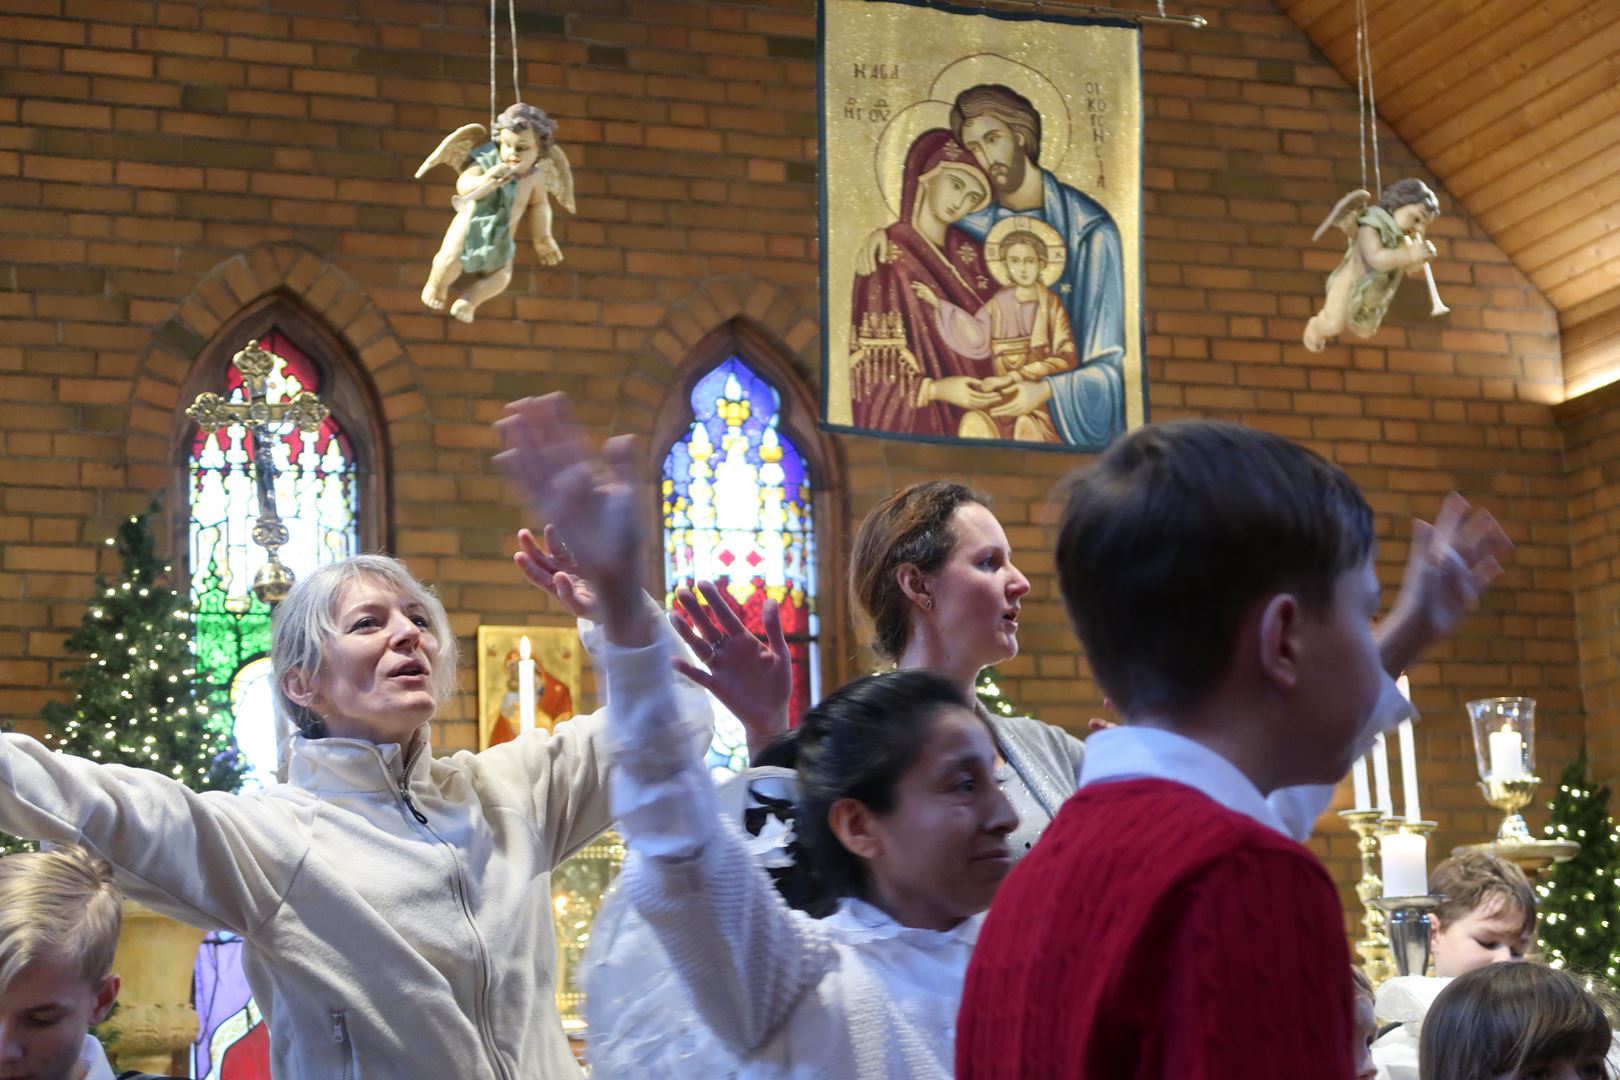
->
[
  {"left": 1, "top": 502, "right": 248, "bottom": 855},
  {"left": 1537, "top": 752, "right": 1620, "bottom": 980}
]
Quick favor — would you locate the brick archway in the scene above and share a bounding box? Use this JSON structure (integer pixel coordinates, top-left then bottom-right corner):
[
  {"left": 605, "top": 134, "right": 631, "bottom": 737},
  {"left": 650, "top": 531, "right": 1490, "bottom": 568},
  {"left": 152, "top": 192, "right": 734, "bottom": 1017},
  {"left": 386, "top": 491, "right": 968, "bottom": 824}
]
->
[
  {"left": 123, "top": 242, "right": 425, "bottom": 490},
  {"left": 611, "top": 274, "right": 820, "bottom": 437}
]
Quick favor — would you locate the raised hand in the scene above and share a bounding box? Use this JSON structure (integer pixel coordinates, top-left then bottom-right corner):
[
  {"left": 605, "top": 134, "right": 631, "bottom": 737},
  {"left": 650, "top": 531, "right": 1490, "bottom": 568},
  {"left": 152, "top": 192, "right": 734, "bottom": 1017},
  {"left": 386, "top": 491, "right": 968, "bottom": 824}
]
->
[
  {"left": 1378, "top": 492, "right": 1513, "bottom": 674},
  {"left": 495, "top": 394, "right": 649, "bottom": 643},
  {"left": 668, "top": 580, "right": 792, "bottom": 760},
  {"left": 514, "top": 523, "right": 601, "bottom": 622}
]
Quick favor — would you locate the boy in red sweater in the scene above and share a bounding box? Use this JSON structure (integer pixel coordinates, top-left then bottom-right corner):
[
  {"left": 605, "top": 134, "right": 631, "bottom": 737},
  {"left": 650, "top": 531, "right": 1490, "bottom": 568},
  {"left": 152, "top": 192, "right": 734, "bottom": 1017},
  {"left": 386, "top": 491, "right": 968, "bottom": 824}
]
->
[{"left": 957, "top": 420, "right": 1397, "bottom": 1080}]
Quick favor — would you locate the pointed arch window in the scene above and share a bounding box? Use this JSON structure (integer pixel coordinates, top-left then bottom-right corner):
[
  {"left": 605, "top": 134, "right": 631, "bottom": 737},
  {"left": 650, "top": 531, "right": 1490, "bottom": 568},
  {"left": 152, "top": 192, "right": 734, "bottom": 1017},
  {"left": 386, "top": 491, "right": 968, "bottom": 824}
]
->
[
  {"left": 662, "top": 356, "right": 821, "bottom": 779},
  {"left": 183, "top": 306, "right": 383, "bottom": 1080},
  {"left": 186, "top": 328, "right": 364, "bottom": 790}
]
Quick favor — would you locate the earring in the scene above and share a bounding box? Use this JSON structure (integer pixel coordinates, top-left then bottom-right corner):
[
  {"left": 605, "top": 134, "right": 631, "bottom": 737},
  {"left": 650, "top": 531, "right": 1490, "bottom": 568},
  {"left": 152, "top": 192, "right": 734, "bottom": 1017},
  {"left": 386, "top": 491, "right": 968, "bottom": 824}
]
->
[{"left": 923, "top": 597, "right": 934, "bottom": 610}]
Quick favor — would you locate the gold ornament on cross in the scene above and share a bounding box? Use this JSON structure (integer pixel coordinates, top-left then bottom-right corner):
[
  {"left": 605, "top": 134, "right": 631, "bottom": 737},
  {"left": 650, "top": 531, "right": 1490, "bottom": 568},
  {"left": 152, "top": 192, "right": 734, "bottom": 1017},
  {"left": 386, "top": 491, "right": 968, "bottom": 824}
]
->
[{"left": 185, "top": 340, "right": 330, "bottom": 605}]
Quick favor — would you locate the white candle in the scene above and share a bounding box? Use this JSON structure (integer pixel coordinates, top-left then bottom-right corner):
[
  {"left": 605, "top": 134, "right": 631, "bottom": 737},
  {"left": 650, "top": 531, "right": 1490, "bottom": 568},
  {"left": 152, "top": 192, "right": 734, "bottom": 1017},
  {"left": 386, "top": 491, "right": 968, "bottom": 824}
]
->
[
  {"left": 1371, "top": 731, "right": 1395, "bottom": 817},
  {"left": 1398, "top": 720, "right": 1421, "bottom": 823},
  {"left": 518, "top": 636, "right": 536, "bottom": 732},
  {"left": 1488, "top": 723, "right": 1523, "bottom": 780},
  {"left": 1351, "top": 754, "right": 1372, "bottom": 811},
  {"left": 1396, "top": 674, "right": 1410, "bottom": 702},
  {"left": 1380, "top": 830, "right": 1428, "bottom": 898}
]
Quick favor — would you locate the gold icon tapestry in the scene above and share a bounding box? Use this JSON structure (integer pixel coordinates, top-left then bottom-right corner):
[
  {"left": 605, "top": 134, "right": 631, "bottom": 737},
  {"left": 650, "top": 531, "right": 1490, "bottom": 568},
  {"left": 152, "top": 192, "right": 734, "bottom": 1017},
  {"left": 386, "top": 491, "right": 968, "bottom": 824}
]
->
[{"left": 820, "top": 0, "right": 1145, "bottom": 452}]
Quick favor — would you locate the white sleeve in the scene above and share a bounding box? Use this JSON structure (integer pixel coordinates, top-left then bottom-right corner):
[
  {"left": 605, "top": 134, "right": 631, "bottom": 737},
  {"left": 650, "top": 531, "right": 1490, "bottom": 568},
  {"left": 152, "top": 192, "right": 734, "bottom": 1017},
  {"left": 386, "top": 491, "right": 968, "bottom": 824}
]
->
[
  {"left": 0, "top": 733, "right": 299, "bottom": 933},
  {"left": 1266, "top": 784, "right": 1335, "bottom": 843},
  {"left": 601, "top": 637, "right": 836, "bottom": 1054}
]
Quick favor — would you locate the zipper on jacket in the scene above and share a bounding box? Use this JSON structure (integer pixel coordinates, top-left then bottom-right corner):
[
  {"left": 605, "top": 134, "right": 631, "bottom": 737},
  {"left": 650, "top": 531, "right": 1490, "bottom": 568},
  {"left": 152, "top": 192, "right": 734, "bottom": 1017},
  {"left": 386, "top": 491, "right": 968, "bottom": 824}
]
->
[
  {"left": 332, "top": 1009, "right": 355, "bottom": 1080},
  {"left": 385, "top": 734, "right": 513, "bottom": 1080},
  {"left": 397, "top": 737, "right": 429, "bottom": 825}
]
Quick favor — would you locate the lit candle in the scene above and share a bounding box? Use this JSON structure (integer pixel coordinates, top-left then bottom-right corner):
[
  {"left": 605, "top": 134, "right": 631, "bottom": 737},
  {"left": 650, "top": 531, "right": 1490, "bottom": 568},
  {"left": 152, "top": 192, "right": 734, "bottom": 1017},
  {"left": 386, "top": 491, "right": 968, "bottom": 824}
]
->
[
  {"left": 1380, "top": 830, "right": 1428, "bottom": 898},
  {"left": 1351, "top": 754, "right": 1372, "bottom": 811},
  {"left": 1488, "top": 723, "right": 1523, "bottom": 780},
  {"left": 518, "top": 636, "right": 536, "bottom": 732},
  {"left": 1371, "top": 731, "right": 1395, "bottom": 817}
]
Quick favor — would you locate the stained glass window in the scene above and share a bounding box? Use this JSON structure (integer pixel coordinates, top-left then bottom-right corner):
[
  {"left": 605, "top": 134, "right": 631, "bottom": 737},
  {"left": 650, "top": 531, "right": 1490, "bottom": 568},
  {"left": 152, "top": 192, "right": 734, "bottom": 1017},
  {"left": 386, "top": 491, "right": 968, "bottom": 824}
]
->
[
  {"left": 188, "top": 328, "right": 360, "bottom": 785},
  {"left": 662, "top": 357, "right": 819, "bottom": 779},
  {"left": 186, "top": 329, "right": 361, "bottom": 1079}
]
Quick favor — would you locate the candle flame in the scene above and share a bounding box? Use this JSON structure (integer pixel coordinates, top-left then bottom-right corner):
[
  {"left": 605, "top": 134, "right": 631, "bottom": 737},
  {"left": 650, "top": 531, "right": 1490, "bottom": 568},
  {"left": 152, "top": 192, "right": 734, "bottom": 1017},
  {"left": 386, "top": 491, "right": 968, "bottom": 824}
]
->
[{"left": 520, "top": 636, "right": 531, "bottom": 660}]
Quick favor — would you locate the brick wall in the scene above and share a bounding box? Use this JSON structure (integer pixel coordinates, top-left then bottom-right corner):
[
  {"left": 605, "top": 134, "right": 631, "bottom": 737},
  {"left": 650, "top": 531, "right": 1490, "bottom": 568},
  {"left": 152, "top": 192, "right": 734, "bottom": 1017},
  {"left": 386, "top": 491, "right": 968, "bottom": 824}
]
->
[
  {"left": 0, "top": 0, "right": 1589, "bottom": 928},
  {"left": 1559, "top": 383, "right": 1620, "bottom": 793}
]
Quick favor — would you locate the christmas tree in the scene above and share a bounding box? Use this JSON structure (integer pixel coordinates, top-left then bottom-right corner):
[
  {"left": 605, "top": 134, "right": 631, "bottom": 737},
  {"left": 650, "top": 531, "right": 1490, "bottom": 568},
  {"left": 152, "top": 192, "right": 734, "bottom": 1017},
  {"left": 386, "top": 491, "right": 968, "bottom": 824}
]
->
[
  {"left": 1, "top": 504, "right": 247, "bottom": 854},
  {"left": 976, "top": 667, "right": 1033, "bottom": 721},
  {"left": 1537, "top": 751, "right": 1620, "bottom": 979}
]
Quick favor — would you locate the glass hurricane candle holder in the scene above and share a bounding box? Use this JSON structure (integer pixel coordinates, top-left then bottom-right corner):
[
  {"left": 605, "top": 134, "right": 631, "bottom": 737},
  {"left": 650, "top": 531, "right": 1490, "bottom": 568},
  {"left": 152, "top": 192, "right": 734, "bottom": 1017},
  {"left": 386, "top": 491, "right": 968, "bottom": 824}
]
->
[{"left": 1456, "top": 696, "right": 1577, "bottom": 874}]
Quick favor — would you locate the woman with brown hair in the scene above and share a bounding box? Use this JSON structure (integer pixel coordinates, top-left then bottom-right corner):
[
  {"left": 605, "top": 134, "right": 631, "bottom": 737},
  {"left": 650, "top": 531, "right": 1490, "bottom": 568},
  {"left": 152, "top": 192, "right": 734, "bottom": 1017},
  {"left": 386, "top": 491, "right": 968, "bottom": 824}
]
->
[{"left": 848, "top": 481, "right": 1512, "bottom": 854}]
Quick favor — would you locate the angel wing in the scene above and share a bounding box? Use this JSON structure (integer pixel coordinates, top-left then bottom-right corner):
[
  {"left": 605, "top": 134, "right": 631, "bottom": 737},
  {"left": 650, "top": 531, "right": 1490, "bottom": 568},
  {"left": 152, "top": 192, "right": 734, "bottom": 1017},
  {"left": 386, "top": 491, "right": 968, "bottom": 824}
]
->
[
  {"left": 1312, "top": 189, "right": 1373, "bottom": 243},
  {"left": 414, "top": 123, "right": 488, "bottom": 180},
  {"left": 542, "top": 143, "right": 576, "bottom": 214}
]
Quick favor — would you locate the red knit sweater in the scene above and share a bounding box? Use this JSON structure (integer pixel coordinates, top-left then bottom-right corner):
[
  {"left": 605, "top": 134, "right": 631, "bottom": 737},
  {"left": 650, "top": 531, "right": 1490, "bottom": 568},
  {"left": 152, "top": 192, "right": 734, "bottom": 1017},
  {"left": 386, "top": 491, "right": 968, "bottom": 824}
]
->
[{"left": 956, "top": 778, "right": 1354, "bottom": 1080}]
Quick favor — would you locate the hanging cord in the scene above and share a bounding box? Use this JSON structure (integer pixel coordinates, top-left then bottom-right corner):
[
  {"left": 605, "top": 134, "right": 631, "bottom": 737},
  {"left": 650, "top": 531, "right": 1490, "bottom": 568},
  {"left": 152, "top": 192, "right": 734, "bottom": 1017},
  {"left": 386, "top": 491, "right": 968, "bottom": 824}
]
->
[
  {"left": 508, "top": 0, "right": 522, "bottom": 103},
  {"left": 1353, "top": 0, "right": 1381, "bottom": 193},
  {"left": 488, "top": 0, "right": 497, "bottom": 129},
  {"left": 1361, "top": 0, "right": 1381, "bottom": 193}
]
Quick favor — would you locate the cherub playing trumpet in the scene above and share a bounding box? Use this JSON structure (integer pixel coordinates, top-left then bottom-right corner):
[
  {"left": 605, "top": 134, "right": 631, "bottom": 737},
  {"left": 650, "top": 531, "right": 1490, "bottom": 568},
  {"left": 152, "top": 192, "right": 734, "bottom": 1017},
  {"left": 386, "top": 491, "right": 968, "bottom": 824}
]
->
[
  {"left": 1304, "top": 178, "right": 1445, "bottom": 353},
  {"left": 417, "top": 102, "right": 575, "bottom": 323}
]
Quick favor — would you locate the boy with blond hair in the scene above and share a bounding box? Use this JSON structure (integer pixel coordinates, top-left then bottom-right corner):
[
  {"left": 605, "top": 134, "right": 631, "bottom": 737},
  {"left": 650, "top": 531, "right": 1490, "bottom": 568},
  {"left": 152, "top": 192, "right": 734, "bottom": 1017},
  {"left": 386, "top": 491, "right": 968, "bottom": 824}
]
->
[{"left": 0, "top": 845, "right": 177, "bottom": 1080}]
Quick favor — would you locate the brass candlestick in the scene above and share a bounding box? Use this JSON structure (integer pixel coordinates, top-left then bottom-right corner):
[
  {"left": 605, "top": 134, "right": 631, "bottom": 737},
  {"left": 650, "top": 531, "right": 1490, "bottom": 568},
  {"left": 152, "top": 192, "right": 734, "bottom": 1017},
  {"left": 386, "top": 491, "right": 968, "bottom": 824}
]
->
[
  {"left": 1453, "top": 776, "right": 1579, "bottom": 875},
  {"left": 1341, "top": 809, "right": 1394, "bottom": 985}
]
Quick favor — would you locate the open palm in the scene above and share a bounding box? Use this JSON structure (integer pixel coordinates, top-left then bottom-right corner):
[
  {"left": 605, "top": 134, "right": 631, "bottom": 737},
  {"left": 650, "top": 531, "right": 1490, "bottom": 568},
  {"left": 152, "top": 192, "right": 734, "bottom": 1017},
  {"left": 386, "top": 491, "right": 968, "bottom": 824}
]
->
[
  {"left": 495, "top": 394, "right": 644, "bottom": 627},
  {"left": 669, "top": 580, "right": 792, "bottom": 758}
]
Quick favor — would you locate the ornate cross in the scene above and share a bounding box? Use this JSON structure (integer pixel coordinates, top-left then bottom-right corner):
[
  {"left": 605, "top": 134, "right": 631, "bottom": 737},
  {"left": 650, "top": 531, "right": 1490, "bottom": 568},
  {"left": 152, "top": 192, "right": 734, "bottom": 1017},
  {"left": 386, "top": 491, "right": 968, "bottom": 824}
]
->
[{"left": 186, "top": 340, "right": 330, "bottom": 605}]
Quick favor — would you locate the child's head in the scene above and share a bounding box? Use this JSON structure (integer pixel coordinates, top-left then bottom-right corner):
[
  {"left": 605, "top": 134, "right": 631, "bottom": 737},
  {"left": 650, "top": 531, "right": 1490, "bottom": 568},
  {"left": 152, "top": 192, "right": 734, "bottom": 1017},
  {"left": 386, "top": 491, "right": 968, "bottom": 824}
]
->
[
  {"left": 1054, "top": 420, "right": 1381, "bottom": 790},
  {"left": 0, "top": 846, "right": 123, "bottom": 1080},
  {"left": 794, "top": 670, "right": 1018, "bottom": 930},
  {"left": 998, "top": 229, "right": 1048, "bottom": 287},
  {"left": 1428, "top": 851, "right": 1539, "bottom": 977},
  {"left": 491, "top": 102, "right": 556, "bottom": 173},
  {"left": 1352, "top": 965, "right": 1379, "bottom": 1080},
  {"left": 1419, "top": 962, "right": 1612, "bottom": 1080}
]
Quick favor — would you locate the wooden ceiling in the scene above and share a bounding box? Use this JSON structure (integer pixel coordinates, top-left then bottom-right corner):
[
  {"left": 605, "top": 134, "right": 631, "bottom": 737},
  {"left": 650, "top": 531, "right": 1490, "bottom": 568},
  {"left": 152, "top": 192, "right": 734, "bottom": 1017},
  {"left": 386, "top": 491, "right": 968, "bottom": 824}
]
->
[{"left": 1277, "top": 0, "right": 1620, "bottom": 397}]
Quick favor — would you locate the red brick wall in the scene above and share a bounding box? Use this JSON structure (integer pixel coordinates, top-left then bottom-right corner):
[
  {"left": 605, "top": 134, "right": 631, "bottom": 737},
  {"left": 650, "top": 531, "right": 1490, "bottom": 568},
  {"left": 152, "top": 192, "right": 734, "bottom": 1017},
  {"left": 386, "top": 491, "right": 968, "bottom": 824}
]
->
[
  {"left": 1559, "top": 383, "right": 1620, "bottom": 794},
  {"left": 0, "top": 0, "right": 1584, "bottom": 928}
]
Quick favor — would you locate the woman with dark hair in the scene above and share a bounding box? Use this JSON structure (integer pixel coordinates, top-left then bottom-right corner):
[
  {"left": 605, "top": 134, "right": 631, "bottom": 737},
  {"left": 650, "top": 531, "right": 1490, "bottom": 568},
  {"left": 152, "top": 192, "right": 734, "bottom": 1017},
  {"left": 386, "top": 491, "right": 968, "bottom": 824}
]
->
[
  {"left": 500, "top": 395, "right": 1018, "bottom": 1079},
  {"left": 1419, "top": 963, "right": 1615, "bottom": 1080}
]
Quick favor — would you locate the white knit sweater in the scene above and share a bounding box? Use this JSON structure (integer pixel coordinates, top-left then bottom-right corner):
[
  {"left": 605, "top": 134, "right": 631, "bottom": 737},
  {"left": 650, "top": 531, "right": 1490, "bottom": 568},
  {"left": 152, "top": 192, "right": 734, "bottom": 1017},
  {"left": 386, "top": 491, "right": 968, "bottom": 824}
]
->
[{"left": 602, "top": 637, "right": 979, "bottom": 1080}]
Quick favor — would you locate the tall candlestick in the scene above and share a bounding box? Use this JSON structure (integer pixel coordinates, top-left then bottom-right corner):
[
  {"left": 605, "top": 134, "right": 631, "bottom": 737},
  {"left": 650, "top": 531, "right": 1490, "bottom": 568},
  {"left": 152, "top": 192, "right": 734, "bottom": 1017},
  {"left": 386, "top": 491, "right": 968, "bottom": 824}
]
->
[
  {"left": 1398, "top": 720, "right": 1421, "bottom": 824},
  {"left": 1488, "top": 723, "right": 1523, "bottom": 780},
  {"left": 1371, "top": 731, "right": 1395, "bottom": 817},
  {"left": 519, "top": 635, "right": 536, "bottom": 732},
  {"left": 1380, "top": 830, "right": 1428, "bottom": 898},
  {"left": 1352, "top": 754, "right": 1372, "bottom": 811}
]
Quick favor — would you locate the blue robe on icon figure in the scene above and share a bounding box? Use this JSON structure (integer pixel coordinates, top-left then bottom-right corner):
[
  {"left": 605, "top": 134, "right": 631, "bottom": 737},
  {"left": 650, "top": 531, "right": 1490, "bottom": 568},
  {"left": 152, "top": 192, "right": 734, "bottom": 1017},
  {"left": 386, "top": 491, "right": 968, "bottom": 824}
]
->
[{"left": 950, "top": 83, "right": 1128, "bottom": 450}]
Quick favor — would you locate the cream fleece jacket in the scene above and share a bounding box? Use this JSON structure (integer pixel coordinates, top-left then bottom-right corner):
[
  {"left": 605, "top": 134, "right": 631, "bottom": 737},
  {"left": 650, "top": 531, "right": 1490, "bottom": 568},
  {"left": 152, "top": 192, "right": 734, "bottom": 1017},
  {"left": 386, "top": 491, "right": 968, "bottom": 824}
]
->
[{"left": 0, "top": 642, "right": 712, "bottom": 1079}]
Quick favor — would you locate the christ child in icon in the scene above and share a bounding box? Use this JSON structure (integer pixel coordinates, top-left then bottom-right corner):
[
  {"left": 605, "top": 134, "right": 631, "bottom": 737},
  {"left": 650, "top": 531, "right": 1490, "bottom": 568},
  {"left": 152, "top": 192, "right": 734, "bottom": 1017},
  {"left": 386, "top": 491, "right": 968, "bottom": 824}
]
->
[{"left": 910, "top": 216, "right": 1077, "bottom": 442}]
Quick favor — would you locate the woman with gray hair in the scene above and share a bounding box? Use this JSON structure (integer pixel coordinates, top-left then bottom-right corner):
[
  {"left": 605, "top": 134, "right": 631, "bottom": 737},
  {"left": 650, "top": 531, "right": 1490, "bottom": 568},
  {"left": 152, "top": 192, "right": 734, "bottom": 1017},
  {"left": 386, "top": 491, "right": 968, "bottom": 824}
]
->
[{"left": 0, "top": 538, "right": 719, "bottom": 1077}]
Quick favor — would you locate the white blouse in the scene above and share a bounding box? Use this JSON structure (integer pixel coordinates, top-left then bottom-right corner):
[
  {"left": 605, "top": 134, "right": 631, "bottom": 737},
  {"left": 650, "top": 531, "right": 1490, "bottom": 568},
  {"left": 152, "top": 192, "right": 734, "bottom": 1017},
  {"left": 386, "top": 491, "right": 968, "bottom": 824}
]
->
[{"left": 601, "top": 636, "right": 978, "bottom": 1079}]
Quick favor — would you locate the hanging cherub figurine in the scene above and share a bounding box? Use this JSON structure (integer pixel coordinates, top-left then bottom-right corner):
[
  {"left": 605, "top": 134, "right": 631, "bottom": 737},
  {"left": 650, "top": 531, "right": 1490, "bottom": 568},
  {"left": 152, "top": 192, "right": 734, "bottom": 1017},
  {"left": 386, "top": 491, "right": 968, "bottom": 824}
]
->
[
  {"left": 1304, "top": 178, "right": 1441, "bottom": 352},
  {"left": 416, "top": 102, "right": 575, "bottom": 323}
]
